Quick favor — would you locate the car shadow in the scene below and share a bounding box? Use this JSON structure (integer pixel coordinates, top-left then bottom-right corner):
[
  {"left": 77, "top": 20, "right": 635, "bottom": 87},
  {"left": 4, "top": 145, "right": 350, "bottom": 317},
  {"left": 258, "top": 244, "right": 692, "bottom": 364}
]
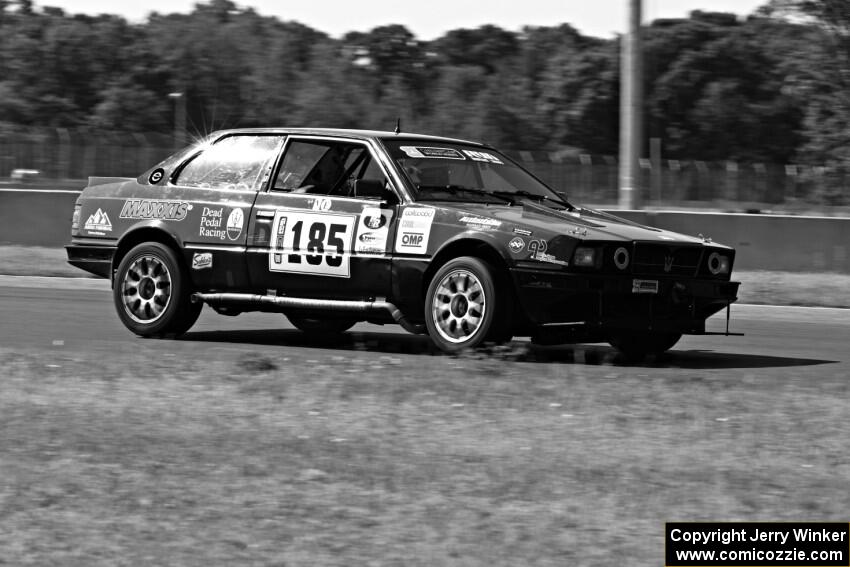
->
[{"left": 181, "top": 329, "right": 837, "bottom": 370}]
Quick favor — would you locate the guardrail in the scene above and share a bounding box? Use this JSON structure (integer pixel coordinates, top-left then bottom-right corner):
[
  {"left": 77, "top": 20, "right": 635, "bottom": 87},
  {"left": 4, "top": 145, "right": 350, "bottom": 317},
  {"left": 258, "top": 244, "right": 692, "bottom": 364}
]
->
[{"left": 2, "top": 189, "right": 849, "bottom": 273}]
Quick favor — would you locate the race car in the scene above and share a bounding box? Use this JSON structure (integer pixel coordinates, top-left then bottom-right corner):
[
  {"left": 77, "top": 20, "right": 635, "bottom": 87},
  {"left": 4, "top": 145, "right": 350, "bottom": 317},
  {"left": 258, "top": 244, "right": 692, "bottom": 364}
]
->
[{"left": 66, "top": 128, "right": 740, "bottom": 356}]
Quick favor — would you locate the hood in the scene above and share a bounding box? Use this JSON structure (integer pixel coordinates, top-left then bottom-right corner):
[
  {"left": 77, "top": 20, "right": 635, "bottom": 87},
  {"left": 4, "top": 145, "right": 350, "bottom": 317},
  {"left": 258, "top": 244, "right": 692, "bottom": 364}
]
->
[{"left": 440, "top": 201, "right": 706, "bottom": 245}]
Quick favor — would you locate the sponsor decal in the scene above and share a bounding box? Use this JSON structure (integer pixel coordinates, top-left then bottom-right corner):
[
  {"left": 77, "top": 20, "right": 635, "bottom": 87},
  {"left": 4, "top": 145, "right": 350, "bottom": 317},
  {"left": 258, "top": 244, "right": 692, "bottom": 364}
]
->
[
  {"left": 508, "top": 237, "right": 525, "bottom": 253},
  {"left": 311, "top": 197, "right": 332, "bottom": 211},
  {"left": 149, "top": 168, "right": 165, "bottom": 184},
  {"left": 460, "top": 215, "right": 502, "bottom": 230},
  {"left": 355, "top": 206, "right": 391, "bottom": 254},
  {"left": 527, "top": 239, "right": 547, "bottom": 256},
  {"left": 120, "top": 199, "right": 190, "bottom": 221},
  {"left": 192, "top": 252, "right": 213, "bottom": 270},
  {"left": 513, "top": 227, "right": 533, "bottom": 237},
  {"left": 363, "top": 212, "right": 386, "bottom": 230},
  {"left": 462, "top": 150, "right": 503, "bottom": 164},
  {"left": 84, "top": 208, "right": 112, "bottom": 233},
  {"left": 269, "top": 210, "right": 356, "bottom": 278},
  {"left": 395, "top": 207, "right": 435, "bottom": 254},
  {"left": 533, "top": 252, "right": 568, "bottom": 266},
  {"left": 399, "top": 146, "right": 466, "bottom": 160},
  {"left": 199, "top": 207, "right": 227, "bottom": 240},
  {"left": 226, "top": 208, "right": 244, "bottom": 240},
  {"left": 526, "top": 239, "right": 568, "bottom": 266}
]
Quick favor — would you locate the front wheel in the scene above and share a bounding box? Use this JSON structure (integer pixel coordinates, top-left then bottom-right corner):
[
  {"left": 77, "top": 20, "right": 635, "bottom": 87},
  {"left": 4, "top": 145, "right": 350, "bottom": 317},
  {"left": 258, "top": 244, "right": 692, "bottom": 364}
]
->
[
  {"left": 113, "top": 242, "right": 201, "bottom": 337},
  {"left": 425, "top": 257, "right": 506, "bottom": 353},
  {"left": 608, "top": 331, "right": 682, "bottom": 360}
]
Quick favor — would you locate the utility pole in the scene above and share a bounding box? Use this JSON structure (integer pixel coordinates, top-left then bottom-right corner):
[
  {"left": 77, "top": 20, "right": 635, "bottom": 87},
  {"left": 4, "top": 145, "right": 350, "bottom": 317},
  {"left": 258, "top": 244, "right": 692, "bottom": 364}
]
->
[
  {"left": 168, "top": 92, "right": 186, "bottom": 149},
  {"left": 619, "top": 0, "right": 642, "bottom": 210}
]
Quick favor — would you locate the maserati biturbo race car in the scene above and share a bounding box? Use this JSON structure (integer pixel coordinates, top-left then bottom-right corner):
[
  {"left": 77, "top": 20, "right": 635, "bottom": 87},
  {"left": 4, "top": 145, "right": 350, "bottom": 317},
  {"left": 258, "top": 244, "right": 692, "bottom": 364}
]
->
[{"left": 67, "top": 128, "right": 740, "bottom": 356}]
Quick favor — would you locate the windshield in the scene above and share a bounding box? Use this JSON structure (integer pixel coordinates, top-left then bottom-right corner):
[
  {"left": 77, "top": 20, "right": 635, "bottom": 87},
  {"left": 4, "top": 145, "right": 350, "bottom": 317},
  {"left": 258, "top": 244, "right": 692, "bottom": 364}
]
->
[{"left": 383, "top": 140, "right": 571, "bottom": 207}]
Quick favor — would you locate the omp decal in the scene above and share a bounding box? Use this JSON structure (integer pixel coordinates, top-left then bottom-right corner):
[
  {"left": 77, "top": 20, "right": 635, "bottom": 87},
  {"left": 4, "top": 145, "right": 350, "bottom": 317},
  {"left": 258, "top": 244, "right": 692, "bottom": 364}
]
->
[
  {"left": 269, "top": 210, "right": 356, "bottom": 277},
  {"left": 508, "top": 237, "right": 525, "bottom": 253},
  {"left": 395, "top": 207, "right": 435, "bottom": 254},
  {"left": 192, "top": 252, "right": 213, "bottom": 270},
  {"left": 84, "top": 208, "right": 112, "bottom": 233},
  {"left": 513, "top": 227, "right": 533, "bottom": 237},
  {"left": 149, "top": 168, "right": 165, "bottom": 184},
  {"left": 119, "top": 199, "right": 190, "bottom": 221},
  {"left": 226, "top": 208, "right": 244, "bottom": 240},
  {"left": 460, "top": 216, "right": 502, "bottom": 230},
  {"left": 399, "top": 146, "right": 466, "bottom": 160},
  {"left": 311, "top": 197, "right": 332, "bottom": 211},
  {"left": 462, "top": 150, "right": 503, "bottom": 164},
  {"left": 355, "top": 206, "right": 392, "bottom": 255}
]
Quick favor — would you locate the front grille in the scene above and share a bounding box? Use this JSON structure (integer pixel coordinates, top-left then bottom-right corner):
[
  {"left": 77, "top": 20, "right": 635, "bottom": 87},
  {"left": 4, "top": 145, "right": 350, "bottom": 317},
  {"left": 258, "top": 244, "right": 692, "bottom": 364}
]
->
[{"left": 632, "top": 243, "right": 702, "bottom": 276}]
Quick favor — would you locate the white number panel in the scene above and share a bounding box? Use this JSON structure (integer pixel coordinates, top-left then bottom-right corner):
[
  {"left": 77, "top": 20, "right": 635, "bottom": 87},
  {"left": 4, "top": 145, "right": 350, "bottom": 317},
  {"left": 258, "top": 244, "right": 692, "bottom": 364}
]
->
[{"left": 269, "top": 210, "right": 356, "bottom": 277}]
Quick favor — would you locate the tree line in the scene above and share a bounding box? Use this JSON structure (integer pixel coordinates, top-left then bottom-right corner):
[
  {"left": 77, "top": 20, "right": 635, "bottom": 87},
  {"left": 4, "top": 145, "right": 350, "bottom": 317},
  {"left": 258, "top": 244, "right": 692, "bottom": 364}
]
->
[{"left": 0, "top": 0, "right": 848, "bottom": 169}]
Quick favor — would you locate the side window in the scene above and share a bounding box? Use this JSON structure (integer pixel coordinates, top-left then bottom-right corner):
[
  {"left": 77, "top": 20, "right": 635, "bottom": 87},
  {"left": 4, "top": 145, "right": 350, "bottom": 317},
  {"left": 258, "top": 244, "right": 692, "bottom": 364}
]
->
[
  {"left": 175, "top": 135, "right": 284, "bottom": 191},
  {"left": 273, "top": 139, "right": 389, "bottom": 198}
]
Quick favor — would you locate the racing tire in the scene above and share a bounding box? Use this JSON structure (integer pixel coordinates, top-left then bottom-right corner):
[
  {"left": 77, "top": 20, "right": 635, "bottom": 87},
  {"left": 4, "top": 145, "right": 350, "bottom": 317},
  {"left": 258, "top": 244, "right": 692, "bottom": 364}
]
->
[
  {"left": 288, "top": 316, "right": 357, "bottom": 335},
  {"left": 608, "top": 331, "right": 682, "bottom": 360},
  {"left": 113, "top": 242, "right": 202, "bottom": 338},
  {"left": 425, "top": 256, "right": 507, "bottom": 353}
]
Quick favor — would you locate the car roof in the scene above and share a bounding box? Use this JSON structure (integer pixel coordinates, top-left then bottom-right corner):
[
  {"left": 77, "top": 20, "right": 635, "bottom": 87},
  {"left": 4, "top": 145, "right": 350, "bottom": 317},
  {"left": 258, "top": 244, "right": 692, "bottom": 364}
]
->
[{"left": 209, "top": 127, "right": 485, "bottom": 147}]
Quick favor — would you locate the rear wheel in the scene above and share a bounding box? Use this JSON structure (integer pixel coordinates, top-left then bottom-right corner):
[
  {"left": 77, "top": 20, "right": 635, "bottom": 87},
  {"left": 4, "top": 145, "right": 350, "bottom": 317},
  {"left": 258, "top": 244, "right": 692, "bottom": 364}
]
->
[
  {"left": 425, "top": 256, "right": 508, "bottom": 353},
  {"left": 288, "top": 316, "right": 357, "bottom": 335},
  {"left": 608, "top": 331, "right": 681, "bottom": 360},
  {"left": 113, "top": 242, "right": 201, "bottom": 337}
]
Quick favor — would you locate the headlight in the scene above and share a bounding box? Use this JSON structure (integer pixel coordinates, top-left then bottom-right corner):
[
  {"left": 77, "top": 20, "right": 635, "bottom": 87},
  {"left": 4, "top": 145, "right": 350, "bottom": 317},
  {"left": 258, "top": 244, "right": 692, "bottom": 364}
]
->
[
  {"left": 613, "top": 246, "right": 630, "bottom": 270},
  {"left": 573, "top": 247, "right": 597, "bottom": 267},
  {"left": 707, "top": 252, "right": 730, "bottom": 275}
]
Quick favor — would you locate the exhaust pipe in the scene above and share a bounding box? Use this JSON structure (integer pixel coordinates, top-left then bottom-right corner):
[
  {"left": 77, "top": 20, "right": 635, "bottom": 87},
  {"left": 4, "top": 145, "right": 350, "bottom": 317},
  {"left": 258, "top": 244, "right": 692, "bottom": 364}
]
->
[{"left": 191, "top": 292, "right": 426, "bottom": 335}]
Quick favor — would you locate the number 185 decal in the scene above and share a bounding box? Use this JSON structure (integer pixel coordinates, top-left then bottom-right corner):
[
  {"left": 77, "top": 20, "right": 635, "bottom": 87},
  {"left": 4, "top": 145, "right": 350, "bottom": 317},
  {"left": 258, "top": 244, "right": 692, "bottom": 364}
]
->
[{"left": 269, "top": 210, "right": 355, "bottom": 277}]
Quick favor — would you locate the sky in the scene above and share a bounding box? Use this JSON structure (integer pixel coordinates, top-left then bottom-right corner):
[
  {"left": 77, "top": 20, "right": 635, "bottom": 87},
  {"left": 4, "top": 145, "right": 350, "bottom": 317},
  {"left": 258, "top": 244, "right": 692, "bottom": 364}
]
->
[{"left": 34, "top": 0, "right": 769, "bottom": 39}]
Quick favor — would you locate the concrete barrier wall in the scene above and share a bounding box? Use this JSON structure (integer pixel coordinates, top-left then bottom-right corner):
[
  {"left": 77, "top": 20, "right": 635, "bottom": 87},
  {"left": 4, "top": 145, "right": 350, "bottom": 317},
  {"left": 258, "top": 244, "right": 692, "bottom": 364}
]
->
[
  {"left": 0, "top": 190, "right": 78, "bottom": 246},
  {"left": 2, "top": 190, "right": 849, "bottom": 273}
]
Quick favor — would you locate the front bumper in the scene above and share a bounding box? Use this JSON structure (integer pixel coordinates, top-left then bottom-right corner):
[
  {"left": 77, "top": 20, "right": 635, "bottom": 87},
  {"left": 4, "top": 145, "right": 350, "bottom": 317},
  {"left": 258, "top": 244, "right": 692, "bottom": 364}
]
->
[{"left": 512, "top": 267, "right": 739, "bottom": 336}]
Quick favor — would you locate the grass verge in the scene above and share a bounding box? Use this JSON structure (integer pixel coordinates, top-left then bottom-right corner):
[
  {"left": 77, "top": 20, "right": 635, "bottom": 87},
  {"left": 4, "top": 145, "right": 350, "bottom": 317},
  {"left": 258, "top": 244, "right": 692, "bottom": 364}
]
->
[
  {"left": 1, "top": 245, "right": 847, "bottom": 307},
  {"left": 1, "top": 346, "right": 849, "bottom": 565}
]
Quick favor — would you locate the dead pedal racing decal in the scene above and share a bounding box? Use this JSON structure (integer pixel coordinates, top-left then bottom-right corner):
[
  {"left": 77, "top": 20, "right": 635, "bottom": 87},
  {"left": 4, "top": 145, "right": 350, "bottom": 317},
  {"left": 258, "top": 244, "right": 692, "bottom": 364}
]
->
[
  {"left": 395, "top": 207, "right": 435, "bottom": 254},
  {"left": 84, "top": 208, "right": 112, "bottom": 234},
  {"left": 192, "top": 252, "right": 213, "bottom": 270},
  {"left": 269, "top": 209, "right": 356, "bottom": 277},
  {"left": 199, "top": 207, "right": 244, "bottom": 240},
  {"left": 355, "top": 206, "right": 392, "bottom": 255},
  {"left": 119, "top": 199, "right": 190, "bottom": 221}
]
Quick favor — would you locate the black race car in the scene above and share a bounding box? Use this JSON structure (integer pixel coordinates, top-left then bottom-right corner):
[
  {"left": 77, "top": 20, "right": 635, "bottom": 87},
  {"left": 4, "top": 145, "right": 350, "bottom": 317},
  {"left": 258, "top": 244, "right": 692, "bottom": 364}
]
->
[{"left": 67, "top": 128, "right": 740, "bottom": 356}]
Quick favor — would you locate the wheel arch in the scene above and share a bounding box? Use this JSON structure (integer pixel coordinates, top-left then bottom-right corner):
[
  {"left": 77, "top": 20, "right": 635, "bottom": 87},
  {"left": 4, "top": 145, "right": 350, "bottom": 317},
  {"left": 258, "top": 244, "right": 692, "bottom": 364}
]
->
[
  {"left": 112, "top": 225, "right": 183, "bottom": 285},
  {"left": 423, "top": 236, "right": 514, "bottom": 301}
]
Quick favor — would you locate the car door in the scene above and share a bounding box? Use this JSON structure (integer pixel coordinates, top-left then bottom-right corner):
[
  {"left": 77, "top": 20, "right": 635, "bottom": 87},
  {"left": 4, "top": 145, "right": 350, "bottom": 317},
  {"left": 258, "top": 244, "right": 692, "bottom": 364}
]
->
[{"left": 246, "top": 136, "right": 400, "bottom": 300}]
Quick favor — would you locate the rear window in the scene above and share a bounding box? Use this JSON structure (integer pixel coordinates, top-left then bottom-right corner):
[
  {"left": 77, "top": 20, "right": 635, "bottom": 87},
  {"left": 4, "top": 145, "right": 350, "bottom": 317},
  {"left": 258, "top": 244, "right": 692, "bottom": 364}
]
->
[{"left": 174, "top": 135, "right": 285, "bottom": 191}]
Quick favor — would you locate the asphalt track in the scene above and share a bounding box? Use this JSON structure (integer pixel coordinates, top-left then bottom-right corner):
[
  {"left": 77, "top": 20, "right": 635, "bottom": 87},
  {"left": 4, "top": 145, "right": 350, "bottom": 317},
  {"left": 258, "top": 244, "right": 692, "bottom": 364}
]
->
[{"left": 0, "top": 276, "right": 847, "bottom": 378}]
